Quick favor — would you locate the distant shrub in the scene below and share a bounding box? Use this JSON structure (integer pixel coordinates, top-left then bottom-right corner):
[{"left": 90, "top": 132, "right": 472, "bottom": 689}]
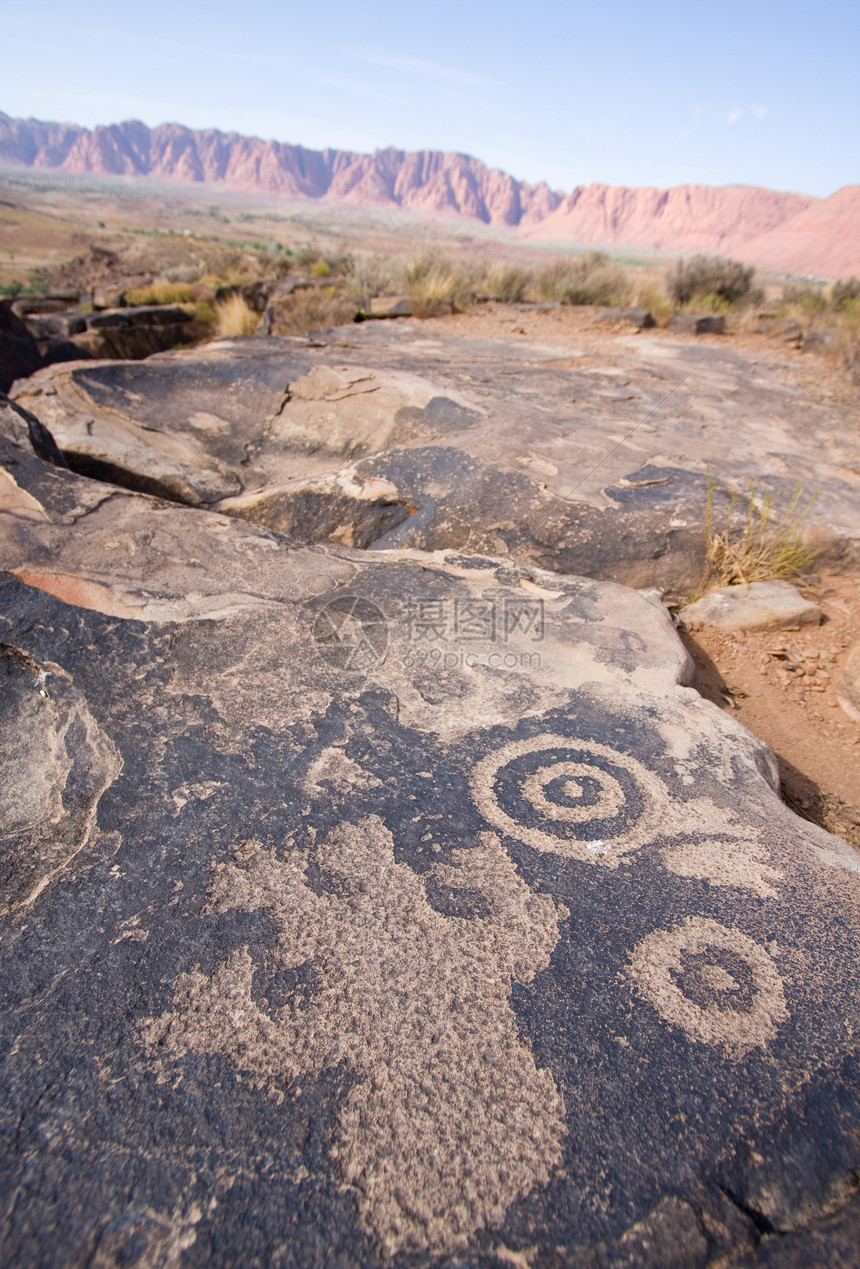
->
[
  {"left": 344, "top": 251, "right": 396, "bottom": 300},
  {"left": 268, "top": 288, "right": 360, "bottom": 335},
  {"left": 482, "top": 261, "right": 531, "bottom": 304},
  {"left": 780, "top": 281, "right": 827, "bottom": 316},
  {"left": 311, "top": 260, "right": 332, "bottom": 277},
  {"left": 322, "top": 248, "right": 355, "bottom": 277},
  {"left": 400, "top": 253, "right": 476, "bottom": 316},
  {"left": 538, "top": 252, "right": 631, "bottom": 306},
  {"left": 669, "top": 255, "right": 755, "bottom": 307},
  {"left": 832, "top": 277, "right": 860, "bottom": 308},
  {"left": 782, "top": 280, "right": 824, "bottom": 303},
  {"left": 294, "top": 245, "right": 320, "bottom": 267},
  {"left": 214, "top": 294, "right": 259, "bottom": 336}
]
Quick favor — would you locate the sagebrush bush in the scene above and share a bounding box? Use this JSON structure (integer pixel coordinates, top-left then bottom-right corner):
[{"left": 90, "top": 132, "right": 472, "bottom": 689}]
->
[
  {"left": 832, "top": 277, "right": 860, "bottom": 308},
  {"left": 669, "top": 255, "right": 755, "bottom": 307},
  {"left": 482, "top": 261, "right": 531, "bottom": 304},
  {"left": 344, "top": 251, "right": 396, "bottom": 300},
  {"left": 537, "top": 252, "right": 630, "bottom": 306},
  {"left": 400, "top": 254, "right": 476, "bottom": 316},
  {"left": 268, "top": 287, "right": 360, "bottom": 334},
  {"left": 781, "top": 281, "right": 827, "bottom": 312}
]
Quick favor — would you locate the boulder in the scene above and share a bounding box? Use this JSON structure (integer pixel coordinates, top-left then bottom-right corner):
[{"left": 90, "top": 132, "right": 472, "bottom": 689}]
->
[
  {"left": 802, "top": 328, "right": 835, "bottom": 354},
  {"left": 70, "top": 304, "right": 195, "bottom": 360},
  {"left": 369, "top": 295, "right": 413, "bottom": 318},
  {"left": 679, "top": 580, "right": 822, "bottom": 633},
  {"left": 593, "top": 306, "right": 656, "bottom": 329},
  {"left": 668, "top": 313, "right": 726, "bottom": 335},
  {"left": 92, "top": 276, "right": 152, "bottom": 309},
  {"left": 24, "top": 312, "right": 87, "bottom": 340},
  {"left": 752, "top": 315, "right": 804, "bottom": 343},
  {"left": 214, "top": 279, "right": 274, "bottom": 312},
  {"left": 0, "top": 391, "right": 68, "bottom": 467},
  {"left": 0, "top": 301, "right": 42, "bottom": 392},
  {"left": 86, "top": 304, "right": 194, "bottom": 330},
  {"left": 0, "top": 414, "right": 859, "bottom": 1265},
  {"left": 11, "top": 292, "right": 81, "bottom": 316},
  {"left": 38, "top": 336, "right": 93, "bottom": 367}
]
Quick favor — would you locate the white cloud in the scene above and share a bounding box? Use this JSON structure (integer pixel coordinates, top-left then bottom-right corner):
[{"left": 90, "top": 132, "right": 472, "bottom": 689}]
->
[
  {"left": 343, "top": 49, "right": 489, "bottom": 88},
  {"left": 753, "top": 105, "right": 768, "bottom": 119},
  {"left": 726, "top": 108, "right": 743, "bottom": 125}
]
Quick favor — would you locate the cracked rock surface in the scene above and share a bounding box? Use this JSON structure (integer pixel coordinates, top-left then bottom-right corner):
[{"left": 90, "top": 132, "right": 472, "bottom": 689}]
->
[
  {"left": 0, "top": 399, "right": 859, "bottom": 1266},
  {"left": 12, "top": 320, "right": 860, "bottom": 591}
]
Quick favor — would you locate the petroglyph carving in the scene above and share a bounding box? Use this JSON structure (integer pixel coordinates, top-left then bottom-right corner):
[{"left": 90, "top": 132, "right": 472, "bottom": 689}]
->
[
  {"left": 471, "top": 734, "right": 784, "bottom": 896},
  {"left": 629, "top": 917, "right": 788, "bottom": 1054},
  {"left": 143, "top": 816, "right": 567, "bottom": 1258},
  {"left": 661, "top": 838, "right": 782, "bottom": 898},
  {"left": 470, "top": 733, "right": 668, "bottom": 865}
]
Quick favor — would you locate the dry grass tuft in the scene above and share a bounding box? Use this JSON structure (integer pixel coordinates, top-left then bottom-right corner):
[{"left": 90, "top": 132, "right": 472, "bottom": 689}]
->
[
  {"left": 124, "top": 280, "right": 195, "bottom": 306},
  {"left": 698, "top": 477, "right": 824, "bottom": 593},
  {"left": 482, "top": 261, "right": 532, "bottom": 304},
  {"left": 400, "top": 254, "right": 472, "bottom": 317},
  {"left": 214, "top": 293, "right": 260, "bottom": 336},
  {"left": 634, "top": 277, "right": 673, "bottom": 323}
]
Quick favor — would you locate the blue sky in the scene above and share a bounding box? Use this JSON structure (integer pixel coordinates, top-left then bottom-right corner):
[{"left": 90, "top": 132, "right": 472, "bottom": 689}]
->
[{"left": 1, "top": 0, "right": 857, "bottom": 196}]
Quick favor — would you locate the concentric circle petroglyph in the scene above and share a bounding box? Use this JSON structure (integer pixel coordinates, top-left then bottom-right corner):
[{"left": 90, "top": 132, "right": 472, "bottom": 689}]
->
[
  {"left": 629, "top": 917, "right": 788, "bottom": 1054},
  {"left": 470, "top": 733, "right": 669, "bottom": 864}
]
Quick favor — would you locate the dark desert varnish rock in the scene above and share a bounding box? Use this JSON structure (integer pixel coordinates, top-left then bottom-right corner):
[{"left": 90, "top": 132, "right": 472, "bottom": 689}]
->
[{"left": 0, "top": 391, "right": 859, "bottom": 1266}]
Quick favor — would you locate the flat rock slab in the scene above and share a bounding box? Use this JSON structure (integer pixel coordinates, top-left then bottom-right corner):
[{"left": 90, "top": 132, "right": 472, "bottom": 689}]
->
[
  {"left": 679, "top": 580, "right": 823, "bottom": 633},
  {"left": 1, "top": 427, "right": 860, "bottom": 1266},
  {"left": 11, "top": 322, "right": 860, "bottom": 590}
]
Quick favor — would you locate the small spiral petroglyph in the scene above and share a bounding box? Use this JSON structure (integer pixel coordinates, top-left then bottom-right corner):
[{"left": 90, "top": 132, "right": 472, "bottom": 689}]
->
[
  {"left": 629, "top": 917, "right": 788, "bottom": 1055},
  {"left": 470, "top": 733, "right": 669, "bottom": 865}
]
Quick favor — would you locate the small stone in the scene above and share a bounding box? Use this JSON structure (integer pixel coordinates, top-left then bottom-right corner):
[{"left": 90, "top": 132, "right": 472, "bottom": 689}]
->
[
  {"left": 667, "top": 313, "right": 726, "bottom": 336},
  {"left": 679, "top": 581, "right": 823, "bottom": 634}
]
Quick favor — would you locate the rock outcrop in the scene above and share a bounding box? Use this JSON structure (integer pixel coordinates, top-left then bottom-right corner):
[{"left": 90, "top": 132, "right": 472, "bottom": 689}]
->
[
  {"left": 1, "top": 391, "right": 859, "bottom": 1266},
  {"left": 12, "top": 320, "right": 860, "bottom": 588},
  {"left": 523, "top": 181, "right": 814, "bottom": 255},
  {"left": 0, "top": 112, "right": 563, "bottom": 229}
]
